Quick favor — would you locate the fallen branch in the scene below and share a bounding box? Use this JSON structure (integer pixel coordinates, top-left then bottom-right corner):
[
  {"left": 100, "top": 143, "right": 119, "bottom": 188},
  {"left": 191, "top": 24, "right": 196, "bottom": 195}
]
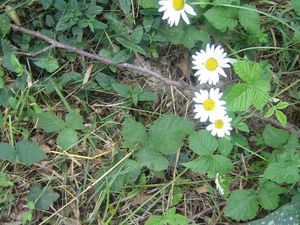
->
[{"left": 11, "top": 24, "right": 197, "bottom": 92}]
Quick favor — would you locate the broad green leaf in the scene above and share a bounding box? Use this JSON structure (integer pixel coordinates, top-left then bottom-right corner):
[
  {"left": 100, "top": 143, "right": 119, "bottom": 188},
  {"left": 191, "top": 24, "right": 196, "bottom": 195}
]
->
[
  {"left": 217, "top": 137, "right": 233, "bottom": 156},
  {"left": 0, "top": 142, "right": 17, "bottom": 163},
  {"left": 164, "top": 208, "right": 191, "bottom": 225},
  {"left": 263, "top": 125, "right": 289, "bottom": 148},
  {"left": 122, "top": 117, "right": 147, "bottom": 149},
  {"left": 276, "top": 111, "right": 287, "bottom": 128},
  {"left": 226, "top": 84, "right": 253, "bottom": 112},
  {"left": 139, "top": 0, "right": 158, "bottom": 8},
  {"left": 258, "top": 180, "right": 287, "bottom": 210},
  {"left": 27, "top": 185, "right": 60, "bottom": 210},
  {"left": 138, "top": 90, "right": 157, "bottom": 102},
  {"left": 40, "top": 0, "right": 53, "bottom": 9},
  {"left": 235, "top": 122, "right": 250, "bottom": 132},
  {"left": 233, "top": 61, "right": 261, "bottom": 84},
  {"left": 282, "top": 133, "right": 299, "bottom": 152},
  {"left": 135, "top": 146, "right": 169, "bottom": 171},
  {"left": 65, "top": 109, "right": 84, "bottom": 130},
  {"left": 122, "top": 159, "right": 142, "bottom": 184},
  {"left": 224, "top": 189, "right": 259, "bottom": 221},
  {"left": 205, "top": 7, "right": 238, "bottom": 32},
  {"left": 56, "top": 128, "right": 78, "bottom": 150},
  {"left": 0, "top": 14, "right": 11, "bottom": 36},
  {"left": 250, "top": 80, "right": 270, "bottom": 110},
  {"left": 131, "top": 26, "right": 144, "bottom": 44},
  {"left": 16, "top": 140, "right": 46, "bottom": 165},
  {"left": 95, "top": 72, "right": 116, "bottom": 90},
  {"left": 112, "top": 83, "right": 132, "bottom": 97},
  {"left": 33, "top": 56, "right": 59, "bottom": 73},
  {"left": 183, "top": 155, "right": 232, "bottom": 177},
  {"left": 119, "top": 0, "right": 131, "bottom": 14},
  {"left": 37, "top": 112, "right": 65, "bottom": 132},
  {"left": 188, "top": 130, "right": 218, "bottom": 155},
  {"left": 239, "top": 5, "right": 261, "bottom": 34},
  {"left": 292, "top": 0, "right": 300, "bottom": 16},
  {"left": 263, "top": 161, "right": 299, "bottom": 184},
  {"left": 111, "top": 49, "right": 132, "bottom": 64},
  {"left": 275, "top": 101, "right": 289, "bottom": 110},
  {"left": 149, "top": 115, "right": 194, "bottom": 155}
]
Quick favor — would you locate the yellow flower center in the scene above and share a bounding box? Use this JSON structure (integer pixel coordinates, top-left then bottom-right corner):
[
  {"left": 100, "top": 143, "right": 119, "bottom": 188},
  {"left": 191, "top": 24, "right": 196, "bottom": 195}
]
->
[
  {"left": 173, "top": 0, "right": 185, "bottom": 10},
  {"left": 205, "top": 58, "right": 218, "bottom": 71},
  {"left": 214, "top": 119, "right": 224, "bottom": 129},
  {"left": 203, "top": 99, "right": 215, "bottom": 111}
]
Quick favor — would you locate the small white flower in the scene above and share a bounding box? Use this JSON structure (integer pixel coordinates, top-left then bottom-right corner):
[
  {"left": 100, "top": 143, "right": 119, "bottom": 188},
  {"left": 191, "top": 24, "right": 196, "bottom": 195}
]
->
[
  {"left": 193, "top": 88, "right": 226, "bottom": 122},
  {"left": 192, "top": 44, "right": 233, "bottom": 85},
  {"left": 158, "top": 0, "right": 196, "bottom": 27},
  {"left": 215, "top": 173, "right": 225, "bottom": 196},
  {"left": 206, "top": 115, "right": 232, "bottom": 138}
]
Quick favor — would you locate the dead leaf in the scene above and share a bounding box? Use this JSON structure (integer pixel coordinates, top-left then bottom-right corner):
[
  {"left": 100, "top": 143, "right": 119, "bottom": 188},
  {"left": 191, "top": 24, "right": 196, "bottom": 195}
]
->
[
  {"left": 176, "top": 49, "right": 191, "bottom": 78},
  {"left": 195, "top": 184, "right": 210, "bottom": 194}
]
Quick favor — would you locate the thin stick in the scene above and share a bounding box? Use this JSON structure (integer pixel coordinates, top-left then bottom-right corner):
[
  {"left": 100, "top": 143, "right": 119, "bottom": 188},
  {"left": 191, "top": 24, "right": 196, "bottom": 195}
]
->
[{"left": 15, "top": 45, "right": 55, "bottom": 57}]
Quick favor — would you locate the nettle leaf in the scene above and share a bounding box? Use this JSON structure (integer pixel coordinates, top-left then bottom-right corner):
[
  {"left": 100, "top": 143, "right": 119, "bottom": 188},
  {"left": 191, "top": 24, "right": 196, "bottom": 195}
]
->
[
  {"left": 233, "top": 61, "right": 261, "bottom": 84},
  {"left": 16, "top": 140, "right": 46, "bottom": 165},
  {"left": 188, "top": 130, "right": 218, "bottom": 155},
  {"left": 263, "top": 125, "right": 289, "bottom": 148},
  {"left": 183, "top": 154, "right": 232, "bottom": 177},
  {"left": 135, "top": 146, "right": 169, "bottom": 171},
  {"left": 292, "top": 0, "right": 300, "bottom": 16},
  {"left": 0, "top": 142, "right": 17, "bottom": 163},
  {"left": 149, "top": 115, "right": 194, "bottom": 154},
  {"left": 37, "top": 112, "right": 65, "bottom": 132},
  {"left": 0, "top": 14, "right": 11, "bottom": 36},
  {"left": 27, "top": 185, "right": 60, "bottom": 210},
  {"left": 112, "top": 83, "right": 132, "bottom": 97},
  {"left": 258, "top": 180, "right": 287, "bottom": 210},
  {"left": 217, "top": 137, "right": 233, "bottom": 156},
  {"left": 56, "top": 128, "right": 78, "bottom": 150},
  {"left": 250, "top": 80, "right": 270, "bottom": 110},
  {"left": 33, "top": 55, "right": 59, "bottom": 73},
  {"left": 239, "top": 5, "right": 261, "bottom": 34},
  {"left": 65, "top": 109, "right": 84, "bottom": 130},
  {"left": 205, "top": 7, "right": 238, "bottom": 32},
  {"left": 263, "top": 161, "right": 299, "bottom": 184},
  {"left": 122, "top": 117, "right": 147, "bottom": 149},
  {"left": 95, "top": 72, "right": 116, "bottom": 90},
  {"left": 224, "top": 189, "right": 259, "bottom": 221},
  {"left": 225, "top": 84, "right": 253, "bottom": 112},
  {"left": 131, "top": 26, "right": 144, "bottom": 44}
]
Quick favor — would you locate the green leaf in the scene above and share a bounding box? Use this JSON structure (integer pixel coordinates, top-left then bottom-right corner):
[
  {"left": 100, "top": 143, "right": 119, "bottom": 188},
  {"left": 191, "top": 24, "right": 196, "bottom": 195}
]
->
[
  {"left": 0, "top": 172, "right": 14, "bottom": 187},
  {"left": 276, "top": 110, "right": 287, "bottom": 128},
  {"left": 224, "top": 189, "right": 259, "bottom": 221},
  {"left": 138, "top": 90, "right": 157, "bottom": 102},
  {"left": 250, "top": 80, "right": 270, "bottom": 110},
  {"left": 233, "top": 61, "right": 261, "bottom": 84},
  {"left": 119, "top": 0, "right": 131, "bottom": 14},
  {"left": 65, "top": 109, "right": 84, "bottom": 130},
  {"left": 122, "top": 117, "right": 147, "bottom": 149},
  {"left": 238, "top": 5, "right": 261, "bottom": 34},
  {"left": 149, "top": 115, "right": 194, "bottom": 155},
  {"left": 263, "top": 125, "right": 289, "bottom": 148},
  {"left": 112, "top": 83, "right": 132, "bottom": 97},
  {"left": 264, "top": 107, "right": 275, "bottom": 118},
  {"left": 188, "top": 130, "right": 218, "bottom": 155},
  {"left": 292, "top": 0, "right": 300, "bottom": 16},
  {"left": 205, "top": 7, "right": 238, "bottom": 32},
  {"left": 139, "top": 0, "right": 158, "bottom": 8},
  {"left": 95, "top": 72, "right": 116, "bottom": 90},
  {"left": 258, "top": 180, "right": 287, "bottom": 210},
  {"left": 0, "top": 142, "right": 17, "bottom": 163},
  {"left": 33, "top": 55, "right": 59, "bottom": 73},
  {"left": 263, "top": 161, "right": 299, "bottom": 184},
  {"left": 235, "top": 121, "right": 250, "bottom": 132},
  {"left": 27, "top": 185, "right": 60, "bottom": 210},
  {"left": 131, "top": 26, "right": 144, "bottom": 44},
  {"left": 16, "top": 140, "right": 46, "bottom": 165},
  {"left": 0, "top": 14, "right": 11, "bottom": 36},
  {"left": 135, "top": 146, "right": 169, "bottom": 171},
  {"left": 56, "top": 128, "right": 78, "bottom": 150},
  {"left": 275, "top": 101, "right": 289, "bottom": 110},
  {"left": 37, "top": 112, "right": 65, "bottom": 133},
  {"left": 217, "top": 137, "right": 233, "bottom": 156},
  {"left": 226, "top": 84, "right": 253, "bottom": 112},
  {"left": 183, "top": 155, "right": 232, "bottom": 177},
  {"left": 145, "top": 216, "right": 165, "bottom": 225},
  {"left": 164, "top": 208, "right": 191, "bottom": 225}
]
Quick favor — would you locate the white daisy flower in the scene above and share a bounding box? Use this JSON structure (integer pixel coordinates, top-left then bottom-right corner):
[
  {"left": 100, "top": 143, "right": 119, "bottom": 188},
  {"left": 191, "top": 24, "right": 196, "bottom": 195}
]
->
[
  {"left": 215, "top": 173, "right": 225, "bottom": 196},
  {"left": 193, "top": 88, "right": 226, "bottom": 122},
  {"left": 206, "top": 115, "right": 232, "bottom": 138},
  {"left": 158, "top": 0, "right": 196, "bottom": 27},
  {"left": 192, "top": 44, "right": 233, "bottom": 85}
]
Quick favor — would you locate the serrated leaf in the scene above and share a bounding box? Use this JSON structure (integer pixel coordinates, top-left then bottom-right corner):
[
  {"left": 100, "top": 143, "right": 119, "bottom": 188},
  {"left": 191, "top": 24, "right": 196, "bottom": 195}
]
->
[
  {"left": 188, "top": 130, "right": 218, "bottom": 155},
  {"left": 27, "top": 185, "right": 60, "bottom": 210},
  {"left": 37, "top": 112, "right": 65, "bottom": 132},
  {"left": 136, "top": 146, "right": 169, "bottom": 171},
  {"left": 239, "top": 5, "right": 261, "bottom": 34},
  {"left": 56, "top": 128, "right": 78, "bottom": 150},
  {"left": 122, "top": 117, "right": 147, "bottom": 149},
  {"left": 16, "top": 140, "right": 46, "bottom": 165},
  {"left": 275, "top": 101, "right": 289, "bottom": 110},
  {"left": 33, "top": 55, "right": 59, "bottom": 73},
  {"left": 217, "top": 137, "right": 233, "bottom": 156},
  {"left": 183, "top": 155, "right": 232, "bottom": 177},
  {"left": 65, "top": 109, "right": 84, "bottom": 130},
  {"left": 263, "top": 125, "right": 289, "bottom": 148},
  {"left": 149, "top": 115, "right": 194, "bottom": 155},
  {"left": 263, "top": 161, "right": 299, "bottom": 184},
  {"left": 205, "top": 7, "right": 238, "bottom": 32},
  {"left": 276, "top": 111, "right": 287, "bottom": 128},
  {"left": 0, "top": 15, "right": 11, "bottom": 36},
  {"left": 233, "top": 61, "right": 261, "bottom": 84},
  {"left": 131, "top": 26, "right": 144, "bottom": 44},
  {"left": 226, "top": 84, "right": 253, "bottom": 112},
  {"left": 112, "top": 83, "right": 132, "bottom": 97},
  {"left": 225, "top": 189, "right": 259, "bottom": 221},
  {"left": 0, "top": 142, "right": 17, "bottom": 163},
  {"left": 95, "top": 72, "right": 116, "bottom": 90},
  {"left": 250, "top": 80, "right": 270, "bottom": 110},
  {"left": 258, "top": 180, "right": 287, "bottom": 210},
  {"left": 111, "top": 49, "right": 132, "bottom": 64},
  {"left": 119, "top": 0, "right": 131, "bottom": 14},
  {"left": 292, "top": 0, "right": 300, "bottom": 16}
]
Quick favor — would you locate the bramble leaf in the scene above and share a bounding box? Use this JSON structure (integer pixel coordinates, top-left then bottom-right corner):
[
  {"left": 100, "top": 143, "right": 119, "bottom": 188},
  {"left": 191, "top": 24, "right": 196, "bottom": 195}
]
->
[
  {"left": 27, "top": 185, "right": 60, "bottom": 210},
  {"left": 189, "top": 130, "right": 218, "bottom": 155},
  {"left": 263, "top": 125, "right": 289, "bottom": 148},
  {"left": 122, "top": 117, "right": 147, "bottom": 149},
  {"left": 16, "top": 140, "right": 46, "bottom": 165},
  {"left": 263, "top": 161, "right": 299, "bottom": 184}
]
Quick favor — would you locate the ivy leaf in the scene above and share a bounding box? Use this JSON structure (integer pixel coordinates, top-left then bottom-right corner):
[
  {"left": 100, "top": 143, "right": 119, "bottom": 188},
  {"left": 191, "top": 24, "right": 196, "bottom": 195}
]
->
[
  {"left": 36, "top": 112, "right": 65, "bottom": 133},
  {"left": 258, "top": 180, "right": 287, "bottom": 210},
  {"left": 238, "top": 5, "right": 261, "bottom": 34},
  {"left": 65, "top": 109, "right": 84, "bottom": 130},
  {"left": 263, "top": 125, "right": 289, "bottom": 148},
  {"left": 224, "top": 189, "right": 259, "bottom": 221},
  {"left": 188, "top": 130, "right": 218, "bottom": 155},
  {"left": 149, "top": 115, "right": 194, "bottom": 154},
  {"left": 205, "top": 7, "right": 238, "bottom": 32},
  {"left": 122, "top": 117, "right": 147, "bottom": 149},
  {"left": 27, "top": 185, "right": 60, "bottom": 210},
  {"left": 263, "top": 161, "right": 299, "bottom": 184},
  {"left": 0, "top": 142, "right": 17, "bottom": 163},
  {"left": 136, "top": 146, "right": 169, "bottom": 171},
  {"left": 16, "top": 140, "right": 46, "bottom": 165},
  {"left": 56, "top": 128, "right": 78, "bottom": 150},
  {"left": 183, "top": 155, "right": 232, "bottom": 177},
  {"left": 226, "top": 84, "right": 253, "bottom": 112}
]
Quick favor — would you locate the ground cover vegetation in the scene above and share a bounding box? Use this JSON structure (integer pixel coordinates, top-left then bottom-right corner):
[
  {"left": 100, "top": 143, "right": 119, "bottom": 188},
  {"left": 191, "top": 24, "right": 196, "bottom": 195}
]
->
[{"left": 0, "top": 0, "right": 300, "bottom": 224}]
